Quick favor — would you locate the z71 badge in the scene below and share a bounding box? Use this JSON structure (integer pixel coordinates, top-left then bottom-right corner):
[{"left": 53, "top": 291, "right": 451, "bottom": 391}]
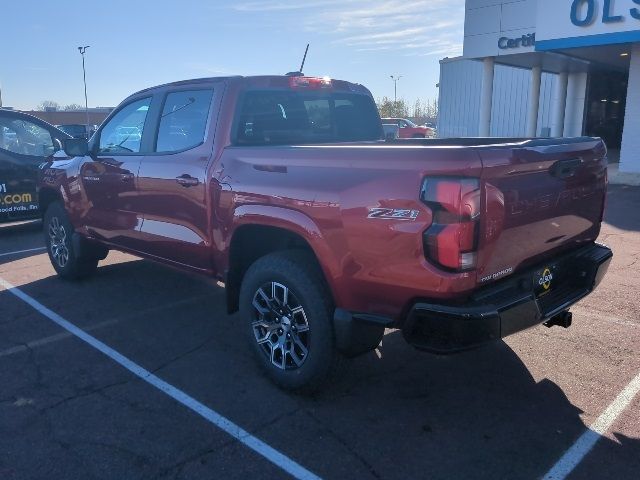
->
[{"left": 367, "top": 208, "right": 420, "bottom": 221}]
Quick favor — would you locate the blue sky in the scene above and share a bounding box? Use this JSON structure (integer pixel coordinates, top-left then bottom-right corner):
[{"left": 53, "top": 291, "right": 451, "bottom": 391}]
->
[{"left": 0, "top": 0, "right": 464, "bottom": 110}]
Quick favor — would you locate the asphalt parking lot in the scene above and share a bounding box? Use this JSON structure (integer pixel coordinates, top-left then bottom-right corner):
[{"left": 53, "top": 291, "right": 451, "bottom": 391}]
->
[{"left": 1, "top": 185, "right": 639, "bottom": 480}]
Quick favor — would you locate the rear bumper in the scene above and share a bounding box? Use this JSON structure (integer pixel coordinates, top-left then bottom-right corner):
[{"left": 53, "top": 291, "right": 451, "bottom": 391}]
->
[{"left": 402, "top": 243, "right": 613, "bottom": 353}]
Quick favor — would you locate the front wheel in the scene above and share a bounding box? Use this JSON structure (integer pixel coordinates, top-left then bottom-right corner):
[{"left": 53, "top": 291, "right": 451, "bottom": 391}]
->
[
  {"left": 240, "top": 250, "right": 343, "bottom": 393},
  {"left": 44, "top": 202, "right": 99, "bottom": 280}
]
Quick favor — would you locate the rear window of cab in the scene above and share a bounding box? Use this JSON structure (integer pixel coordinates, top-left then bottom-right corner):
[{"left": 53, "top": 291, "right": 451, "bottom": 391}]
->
[{"left": 233, "top": 89, "right": 382, "bottom": 146}]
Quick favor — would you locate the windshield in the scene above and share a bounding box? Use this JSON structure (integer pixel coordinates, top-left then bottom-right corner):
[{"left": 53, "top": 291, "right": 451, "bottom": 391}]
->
[{"left": 234, "top": 90, "right": 382, "bottom": 145}]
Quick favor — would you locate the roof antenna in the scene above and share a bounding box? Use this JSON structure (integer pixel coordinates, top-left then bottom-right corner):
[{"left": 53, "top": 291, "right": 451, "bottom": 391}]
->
[
  {"left": 299, "top": 43, "right": 309, "bottom": 73},
  {"left": 286, "top": 44, "right": 309, "bottom": 77}
]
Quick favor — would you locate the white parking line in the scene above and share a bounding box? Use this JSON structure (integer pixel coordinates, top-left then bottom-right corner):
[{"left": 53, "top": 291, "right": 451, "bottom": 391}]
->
[
  {"left": 0, "top": 247, "right": 46, "bottom": 258},
  {"left": 543, "top": 370, "right": 640, "bottom": 479},
  {"left": 0, "top": 276, "right": 321, "bottom": 480}
]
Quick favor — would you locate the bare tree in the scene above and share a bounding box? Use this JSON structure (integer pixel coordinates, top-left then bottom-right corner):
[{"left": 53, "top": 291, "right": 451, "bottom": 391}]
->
[
  {"left": 376, "top": 97, "right": 409, "bottom": 118},
  {"left": 63, "top": 103, "right": 84, "bottom": 111},
  {"left": 37, "top": 100, "right": 60, "bottom": 111},
  {"left": 412, "top": 99, "right": 424, "bottom": 119},
  {"left": 425, "top": 99, "right": 438, "bottom": 122}
]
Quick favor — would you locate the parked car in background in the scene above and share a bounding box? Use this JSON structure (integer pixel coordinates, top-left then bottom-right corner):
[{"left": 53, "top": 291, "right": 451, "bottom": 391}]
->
[
  {"left": 381, "top": 117, "right": 435, "bottom": 138},
  {"left": 55, "top": 123, "right": 92, "bottom": 140},
  {"left": 1, "top": 109, "right": 71, "bottom": 222},
  {"left": 421, "top": 122, "right": 437, "bottom": 135}
]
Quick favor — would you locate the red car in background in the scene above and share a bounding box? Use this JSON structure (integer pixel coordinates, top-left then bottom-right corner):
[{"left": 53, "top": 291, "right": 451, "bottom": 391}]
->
[{"left": 381, "top": 117, "right": 434, "bottom": 138}]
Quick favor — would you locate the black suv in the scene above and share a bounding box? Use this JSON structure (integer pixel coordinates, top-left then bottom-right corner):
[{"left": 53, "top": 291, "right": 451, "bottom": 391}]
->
[{"left": 0, "top": 109, "right": 70, "bottom": 222}]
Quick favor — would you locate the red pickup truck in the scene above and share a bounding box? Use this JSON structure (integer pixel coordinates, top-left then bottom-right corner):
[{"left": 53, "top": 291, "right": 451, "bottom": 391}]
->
[{"left": 39, "top": 75, "right": 612, "bottom": 392}]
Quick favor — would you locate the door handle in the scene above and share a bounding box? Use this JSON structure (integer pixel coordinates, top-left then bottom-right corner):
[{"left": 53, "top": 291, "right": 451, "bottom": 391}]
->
[
  {"left": 120, "top": 173, "right": 135, "bottom": 182},
  {"left": 176, "top": 174, "right": 200, "bottom": 187}
]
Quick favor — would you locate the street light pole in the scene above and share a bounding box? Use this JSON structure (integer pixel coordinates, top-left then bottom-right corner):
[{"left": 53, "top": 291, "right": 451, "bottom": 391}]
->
[
  {"left": 390, "top": 75, "right": 402, "bottom": 103},
  {"left": 78, "top": 45, "right": 90, "bottom": 134}
]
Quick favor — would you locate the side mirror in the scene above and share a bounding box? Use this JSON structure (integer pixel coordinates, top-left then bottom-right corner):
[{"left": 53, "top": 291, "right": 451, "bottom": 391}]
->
[{"left": 63, "top": 138, "right": 89, "bottom": 157}]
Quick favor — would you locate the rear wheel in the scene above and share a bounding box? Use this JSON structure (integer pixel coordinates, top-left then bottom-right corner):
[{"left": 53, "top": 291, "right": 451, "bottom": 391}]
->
[
  {"left": 240, "top": 250, "right": 342, "bottom": 393},
  {"left": 44, "top": 202, "right": 100, "bottom": 280}
]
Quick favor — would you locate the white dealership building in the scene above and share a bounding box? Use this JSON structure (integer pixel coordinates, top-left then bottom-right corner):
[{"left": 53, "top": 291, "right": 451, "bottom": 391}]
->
[{"left": 438, "top": 0, "right": 640, "bottom": 174}]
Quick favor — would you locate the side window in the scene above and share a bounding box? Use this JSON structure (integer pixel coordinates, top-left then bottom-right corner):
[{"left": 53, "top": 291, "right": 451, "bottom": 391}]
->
[
  {"left": 155, "top": 89, "right": 213, "bottom": 153},
  {"left": 0, "top": 119, "right": 54, "bottom": 157},
  {"left": 98, "top": 97, "right": 151, "bottom": 154},
  {"left": 0, "top": 125, "right": 20, "bottom": 154}
]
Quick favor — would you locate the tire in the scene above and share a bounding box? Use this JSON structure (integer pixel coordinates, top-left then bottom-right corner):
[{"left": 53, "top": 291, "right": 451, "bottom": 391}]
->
[
  {"left": 240, "top": 250, "right": 343, "bottom": 393},
  {"left": 44, "top": 202, "right": 99, "bottom": 280}
]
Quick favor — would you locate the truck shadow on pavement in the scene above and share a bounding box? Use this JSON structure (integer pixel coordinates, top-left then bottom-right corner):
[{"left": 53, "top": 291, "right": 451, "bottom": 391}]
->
[
  {"left": 327, "top": 331, "right": 640, "bottom": 479},
  {"left": 1, "top": 257, "right": 638, "bottom": 480}
]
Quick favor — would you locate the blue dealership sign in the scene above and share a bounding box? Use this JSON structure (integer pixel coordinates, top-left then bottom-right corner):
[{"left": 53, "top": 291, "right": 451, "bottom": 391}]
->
[
  {"left": 536, "top": 0, "right": 640, "bottom": 50},
  {"left": 570, "top": 0, "right": 640, "bottom": 26}
]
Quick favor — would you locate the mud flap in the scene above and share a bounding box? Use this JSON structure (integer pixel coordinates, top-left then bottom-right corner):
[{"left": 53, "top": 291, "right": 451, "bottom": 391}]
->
[{"left": 333, "top": 308, "right": 389, "bottom": 358}]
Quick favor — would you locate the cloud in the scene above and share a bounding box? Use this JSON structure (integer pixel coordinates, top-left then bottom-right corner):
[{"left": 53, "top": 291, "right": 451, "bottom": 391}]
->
[
  {"left": 337, "top": 27, "right": 429, "bottom": 45},
  {"left": 230, "top": 0, "right": 464, "bottom": 57},
  {"left": 308, "top": 0, "right": 463, "bottom": 55}
]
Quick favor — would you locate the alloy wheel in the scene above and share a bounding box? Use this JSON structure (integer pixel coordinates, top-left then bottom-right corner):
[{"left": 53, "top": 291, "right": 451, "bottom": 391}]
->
[
  {"left": 49, "top": 216, "right": 69, "bottom": 268},
  {"left": 251, "top": 282, "right": 310, "bottom": 370}
]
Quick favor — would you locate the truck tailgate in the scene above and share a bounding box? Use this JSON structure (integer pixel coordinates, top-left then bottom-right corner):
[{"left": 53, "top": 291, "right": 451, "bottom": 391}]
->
[{"left": 476, "top": 137, "right": 607, "bottom": 285}]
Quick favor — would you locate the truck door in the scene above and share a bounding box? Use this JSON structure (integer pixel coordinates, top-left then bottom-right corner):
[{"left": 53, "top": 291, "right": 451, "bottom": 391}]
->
[
  {"left": 0, "top": 113, "right": 56, "bottom": 221},
  {"left": 79, "top": 96, "right": 152, "bottom": 249},
  {"left": 135, "top": 87, "right": 216, "bottom": 271}
]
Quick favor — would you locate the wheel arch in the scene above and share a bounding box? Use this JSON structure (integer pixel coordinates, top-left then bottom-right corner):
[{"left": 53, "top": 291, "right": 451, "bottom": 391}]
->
[
  {"left": 225, "top": 206, "right": 341, "bottom": 314},
  {"left": 38, "top": 187, "right": 64, "bottom": 217}
]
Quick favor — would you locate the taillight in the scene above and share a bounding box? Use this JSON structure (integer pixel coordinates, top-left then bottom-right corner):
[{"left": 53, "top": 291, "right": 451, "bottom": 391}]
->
[
  {"left": 421, "top": 177, "right": 481, "bottom": 272},
  {"left": 288, "top": 76, "right": 332, "bottom": 89}
]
